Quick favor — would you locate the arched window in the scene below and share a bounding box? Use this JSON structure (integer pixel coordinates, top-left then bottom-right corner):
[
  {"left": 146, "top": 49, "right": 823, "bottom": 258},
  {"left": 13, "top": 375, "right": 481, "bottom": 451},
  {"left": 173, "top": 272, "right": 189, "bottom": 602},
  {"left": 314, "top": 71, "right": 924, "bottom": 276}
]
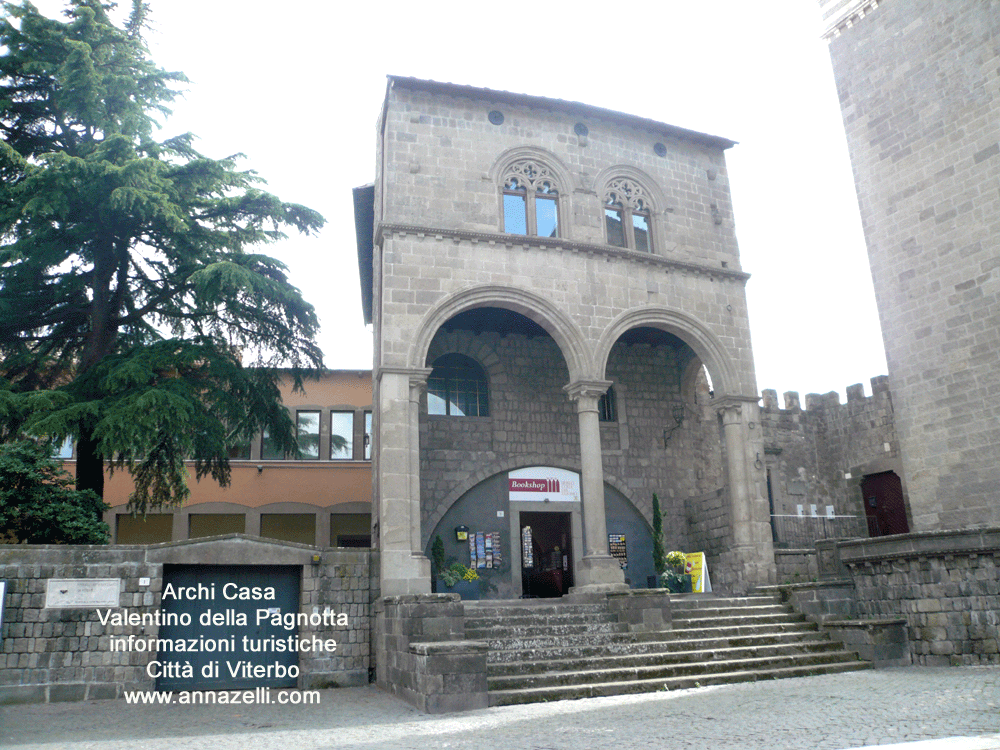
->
[
  {"left": 427, "top": 354, "right": 490, "bottom": 417},
  {"left": 501, "top": 160, "right": 560, "bottom": 238},
  {"left": 598, "top": 386, "right": 617, "bottom": 422},
  {"left": 604, "top": 177, "right": 651, "bottom": 252}
]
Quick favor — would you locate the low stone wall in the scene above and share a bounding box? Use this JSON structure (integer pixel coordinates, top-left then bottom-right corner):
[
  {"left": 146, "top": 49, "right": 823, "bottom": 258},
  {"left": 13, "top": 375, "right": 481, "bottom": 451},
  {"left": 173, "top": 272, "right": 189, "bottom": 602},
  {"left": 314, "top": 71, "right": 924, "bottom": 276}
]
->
[
  {"left": 759, "top": 581, "right": 857, "bottom": 624},
  {"left": 774, "top": 549, "right": 818, "bottom": 584},
  {"left": 839, "top": 528, "right": 1000, "bottom": 666},
  {"left": 0, "top": 536, "right": 372, "bottom": 704},
  {"left": 374, "top": 593, "right": 488, "bottom": 713}
]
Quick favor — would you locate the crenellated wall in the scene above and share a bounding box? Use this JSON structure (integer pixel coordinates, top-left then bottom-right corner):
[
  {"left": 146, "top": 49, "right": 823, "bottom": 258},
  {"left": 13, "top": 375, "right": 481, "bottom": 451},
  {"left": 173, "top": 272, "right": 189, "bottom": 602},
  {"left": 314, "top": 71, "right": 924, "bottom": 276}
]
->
[{"left": 759, "top": 376, "right": 902, "bottom": 552}]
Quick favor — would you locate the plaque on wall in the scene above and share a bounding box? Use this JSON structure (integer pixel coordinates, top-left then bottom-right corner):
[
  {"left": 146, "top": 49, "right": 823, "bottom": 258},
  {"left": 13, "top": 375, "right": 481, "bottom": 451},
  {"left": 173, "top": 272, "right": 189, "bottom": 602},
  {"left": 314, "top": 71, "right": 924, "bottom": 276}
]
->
[{"left": 45, "top": 578, "right": 120, "bottom": 609}]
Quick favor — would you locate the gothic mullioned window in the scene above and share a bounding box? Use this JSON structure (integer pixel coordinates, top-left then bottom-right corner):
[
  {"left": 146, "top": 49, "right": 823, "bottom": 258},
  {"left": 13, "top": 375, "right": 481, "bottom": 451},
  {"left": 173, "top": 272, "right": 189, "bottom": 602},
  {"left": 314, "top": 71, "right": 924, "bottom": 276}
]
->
[
  {"left": 501, "top": 160, "right": 560, "bottom": 238},
  {"left": 604, "top": 177, "right": 651, "bottom": 252}
]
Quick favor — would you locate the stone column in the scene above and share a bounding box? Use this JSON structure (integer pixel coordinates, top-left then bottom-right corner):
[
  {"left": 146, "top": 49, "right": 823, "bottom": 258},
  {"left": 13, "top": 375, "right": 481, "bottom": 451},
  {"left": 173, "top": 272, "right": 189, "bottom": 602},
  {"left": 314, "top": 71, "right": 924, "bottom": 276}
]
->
[
  {"left": 565, "top": 380, "right": 628, "bottom": 592},
  {"left": 718, "top": 396, "right": 775, "bottom": 592},
  {"left": 376, "top": 367, "right": 433, "bottom": 596}
]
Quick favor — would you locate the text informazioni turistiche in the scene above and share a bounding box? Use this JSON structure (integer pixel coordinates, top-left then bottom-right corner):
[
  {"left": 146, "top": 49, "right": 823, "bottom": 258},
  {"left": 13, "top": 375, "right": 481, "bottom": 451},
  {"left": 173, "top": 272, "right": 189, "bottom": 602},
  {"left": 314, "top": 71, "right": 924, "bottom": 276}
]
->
[{"left": 97, "top": 581, "right": 347, "bottom": 682}]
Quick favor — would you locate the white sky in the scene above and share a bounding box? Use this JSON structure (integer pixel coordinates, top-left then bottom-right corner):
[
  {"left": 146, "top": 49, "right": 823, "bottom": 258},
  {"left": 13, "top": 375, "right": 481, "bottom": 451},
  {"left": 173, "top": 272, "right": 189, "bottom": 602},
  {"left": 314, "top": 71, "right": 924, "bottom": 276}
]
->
[{"left": 34, "top": 0, "right": 889, "bottom": 401}]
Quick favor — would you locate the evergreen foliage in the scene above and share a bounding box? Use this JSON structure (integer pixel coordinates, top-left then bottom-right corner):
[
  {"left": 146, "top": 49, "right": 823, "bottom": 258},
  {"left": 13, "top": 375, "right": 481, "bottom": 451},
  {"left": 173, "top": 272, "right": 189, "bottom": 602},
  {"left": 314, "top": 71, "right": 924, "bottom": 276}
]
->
[
  {"left": 0, "top": 439, "right": 109, "bottom": 543},
  {"left": 431, "top": 534, "right": 446, "bottom": 576},
  {"left": 0, "top": 1, "right": 326, "bottom": 513},
  {"left": 652, "top": 492, "right": 666, "bottom": 575}
]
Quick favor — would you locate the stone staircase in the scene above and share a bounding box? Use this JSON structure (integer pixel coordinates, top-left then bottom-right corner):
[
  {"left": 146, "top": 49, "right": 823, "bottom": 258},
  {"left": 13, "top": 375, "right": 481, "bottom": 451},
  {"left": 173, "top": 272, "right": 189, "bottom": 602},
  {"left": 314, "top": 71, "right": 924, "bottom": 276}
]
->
[{"left": 465, "top": 594, "right": 872, "bottom": 707}]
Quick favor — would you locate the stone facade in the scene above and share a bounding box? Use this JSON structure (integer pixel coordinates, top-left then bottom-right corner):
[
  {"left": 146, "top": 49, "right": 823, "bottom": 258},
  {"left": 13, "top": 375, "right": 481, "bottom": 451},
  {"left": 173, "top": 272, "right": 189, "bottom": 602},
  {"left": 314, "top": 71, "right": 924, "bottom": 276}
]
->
[
  {"left": 360, "top": 77, "right": 776, "bottom": 598},
  {"left": 821, "top": 0, "right": 1000, "bottom": 530},
  {"left": 0, "top": 538, "right": 371, "bottom": 703}
]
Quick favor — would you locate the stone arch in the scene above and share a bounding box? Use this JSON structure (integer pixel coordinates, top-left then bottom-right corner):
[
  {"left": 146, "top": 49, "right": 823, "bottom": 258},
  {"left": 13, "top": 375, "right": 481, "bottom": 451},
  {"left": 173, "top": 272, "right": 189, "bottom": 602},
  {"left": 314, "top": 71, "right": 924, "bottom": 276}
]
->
[
  {"left": 489, "top": 145, "right": 576, "bottom": 194},
  {"left": 421, "top": 456, "right": 642, "bottom": 549},
  {"left": 593, "top": 164, "right": 667, "bottom": 215},
  {"left": 408, "top": 285, "right": 593, "bottom": 384},
  {"left": 595, "top": 307, "right": 739, "bottom": 398}
]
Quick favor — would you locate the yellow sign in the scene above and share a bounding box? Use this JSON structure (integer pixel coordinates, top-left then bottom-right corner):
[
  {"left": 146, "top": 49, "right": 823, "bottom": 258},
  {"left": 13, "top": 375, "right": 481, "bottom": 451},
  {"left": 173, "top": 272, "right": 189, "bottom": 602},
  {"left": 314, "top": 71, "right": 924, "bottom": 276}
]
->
[{"left": 683, "top": 552, "right": 711, "bottom": 593}]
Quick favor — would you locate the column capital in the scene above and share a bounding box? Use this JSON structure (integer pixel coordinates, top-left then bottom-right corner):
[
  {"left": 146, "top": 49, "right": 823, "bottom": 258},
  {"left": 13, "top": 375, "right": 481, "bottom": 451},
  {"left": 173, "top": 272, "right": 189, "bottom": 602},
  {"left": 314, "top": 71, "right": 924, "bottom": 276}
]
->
[
  {"left": 375, "top": 366, "right": 434, "bottom": 386},
  {"left": 564, "top": 379, "right": 613, "bottom": 409},
  {"left": 714, "top": 395, "right": 759, "bottom": 422}
]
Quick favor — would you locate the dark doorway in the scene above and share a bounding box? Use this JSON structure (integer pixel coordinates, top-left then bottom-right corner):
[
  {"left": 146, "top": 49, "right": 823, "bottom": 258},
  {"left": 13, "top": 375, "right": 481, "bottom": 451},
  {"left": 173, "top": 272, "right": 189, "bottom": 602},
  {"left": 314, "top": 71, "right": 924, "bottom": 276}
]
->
[
  {"left": 861, "top": 471, "right": 910, "bottom": 537},
  {"left": 157, "top": 565, "right": 300, "bottom": 691},
  {"left": 520, "top": 512, "right": 573, "bottom": 598}
]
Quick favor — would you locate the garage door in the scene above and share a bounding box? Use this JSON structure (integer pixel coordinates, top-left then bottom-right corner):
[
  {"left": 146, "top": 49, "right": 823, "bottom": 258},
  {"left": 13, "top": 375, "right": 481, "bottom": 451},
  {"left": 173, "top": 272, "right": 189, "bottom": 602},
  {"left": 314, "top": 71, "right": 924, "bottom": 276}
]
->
[{"left": 156, "top": 564, "right": 300, "bottom": 691}]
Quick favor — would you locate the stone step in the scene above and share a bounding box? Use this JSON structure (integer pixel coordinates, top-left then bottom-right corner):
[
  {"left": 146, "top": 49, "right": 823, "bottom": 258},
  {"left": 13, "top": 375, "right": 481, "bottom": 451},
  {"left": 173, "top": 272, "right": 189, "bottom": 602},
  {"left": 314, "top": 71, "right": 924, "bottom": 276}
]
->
[
  {"left": 488, "top": 659, "right": 873, "bottom": 706},
  {"left": 486, "top": 629, "right": 831, "bottom": 664},
  {"left": 467, "top": 620, "right": 628, "bottom": 639},
  {"left": 479, "top": 630, "right": 638, "bottom": 652},
  {"left": 668, "top": 595, "right": 782, "bottom": 609},
  {"left": 671, "top": 604, "right": 794, "bottom": 619},
  {"left": 464, "top": 611, "right": 618, "bottom": 630},
  {"left": 671, "top": 612, "right": 805, "bottom": 628},
  {"left": 488, "top": 649, "right": 867, "bottom": 691},
  {"left": 464, "top": 602, "right": 608, "bottom": 618},
  {"left": 488, "top": 640, "right": 846, "bottom": 676},
  {"left": 659, "top": 621, "right": 820, "bottom": 642}
]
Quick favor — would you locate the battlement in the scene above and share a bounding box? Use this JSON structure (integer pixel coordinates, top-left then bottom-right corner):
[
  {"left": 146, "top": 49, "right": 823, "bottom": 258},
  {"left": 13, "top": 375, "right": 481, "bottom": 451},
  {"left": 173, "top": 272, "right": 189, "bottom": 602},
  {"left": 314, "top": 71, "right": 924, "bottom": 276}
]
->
[{"left": 761, "top": 375, "right": 890, "bottom": 413}]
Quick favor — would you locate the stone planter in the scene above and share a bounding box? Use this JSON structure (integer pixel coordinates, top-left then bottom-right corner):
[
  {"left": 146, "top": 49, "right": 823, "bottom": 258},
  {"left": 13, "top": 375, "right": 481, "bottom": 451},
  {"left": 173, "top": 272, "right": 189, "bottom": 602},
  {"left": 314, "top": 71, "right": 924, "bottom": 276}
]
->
[{"left": 434, "top": 579, "right": 480, "bottom": 600}]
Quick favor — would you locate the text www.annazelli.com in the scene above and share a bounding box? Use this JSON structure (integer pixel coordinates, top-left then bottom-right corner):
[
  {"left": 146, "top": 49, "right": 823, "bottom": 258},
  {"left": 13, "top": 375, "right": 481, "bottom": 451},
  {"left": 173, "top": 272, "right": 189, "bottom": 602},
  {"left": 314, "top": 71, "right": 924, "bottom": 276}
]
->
[{"left": 124, "top": 688, "right": 321, "bottom": 705}]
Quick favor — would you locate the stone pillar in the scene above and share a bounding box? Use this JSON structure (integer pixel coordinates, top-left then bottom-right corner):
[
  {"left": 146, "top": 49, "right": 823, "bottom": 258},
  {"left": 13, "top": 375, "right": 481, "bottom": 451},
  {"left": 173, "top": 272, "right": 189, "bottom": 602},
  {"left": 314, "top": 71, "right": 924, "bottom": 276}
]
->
[
  {"left": 376, "top": 367, "right": 433, "bottom": 596},
  {"left": 565, "top": 380, "right": 628, "bottom": 592},
  {"left": 718, "top": 396, "right": 775, "bottom": 592}
]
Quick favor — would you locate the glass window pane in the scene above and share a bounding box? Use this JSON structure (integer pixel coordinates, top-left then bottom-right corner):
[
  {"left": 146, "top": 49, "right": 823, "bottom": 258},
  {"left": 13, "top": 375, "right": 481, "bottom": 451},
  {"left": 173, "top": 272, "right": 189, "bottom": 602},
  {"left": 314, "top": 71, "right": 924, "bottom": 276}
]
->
[
  {"left": 428, "top": 379, "right": 448, "bottom": 415},
  {"left": 261, "top": 428, "right": 284, "bottom": 460},
  {"left": 297, "top": 410, "right": 321, "bottom": 459},
  {"left": 53, "top": 436, "right": 74, "bottom": 459},
  {"left": 364, "top": 411, "right": 372, "bottom": 460},
  {"left": 503, "top": 193, "right": 527, "bottom": 234},
  {"left": 633, "top": 213, "right": 650, "bottom": 253},
  {"left": 605, "top": 208, "right": 626, "bottom": 247},
  {"left": 535, "top": 195, "right": 558, "bottom": 238},
  {"left": 330, "top": 411, "right": 354, "bottom": 460}
]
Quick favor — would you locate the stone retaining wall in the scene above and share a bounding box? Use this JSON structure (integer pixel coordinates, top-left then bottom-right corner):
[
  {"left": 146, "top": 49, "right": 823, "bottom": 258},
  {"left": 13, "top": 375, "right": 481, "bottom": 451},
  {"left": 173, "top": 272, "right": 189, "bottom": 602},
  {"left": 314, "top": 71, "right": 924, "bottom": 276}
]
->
[
  {"left": 838, "top": 529, "right": 1000, "bottom": 666},
  {"left": 0, "top": 537, "right": 372, "bottom": 703}
]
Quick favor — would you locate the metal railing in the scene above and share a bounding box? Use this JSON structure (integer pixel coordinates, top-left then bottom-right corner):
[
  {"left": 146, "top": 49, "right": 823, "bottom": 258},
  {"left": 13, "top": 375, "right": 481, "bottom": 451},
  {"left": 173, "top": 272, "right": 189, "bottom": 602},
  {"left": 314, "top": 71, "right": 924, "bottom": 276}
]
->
[{"left": 770, "top": 514, "right": 868, "bottom": 548}]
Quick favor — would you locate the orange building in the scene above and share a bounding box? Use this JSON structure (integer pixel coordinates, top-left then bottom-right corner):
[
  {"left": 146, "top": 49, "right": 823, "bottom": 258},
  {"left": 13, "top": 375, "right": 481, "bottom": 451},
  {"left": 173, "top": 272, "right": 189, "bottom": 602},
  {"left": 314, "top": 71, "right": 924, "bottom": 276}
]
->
[{"left": 92, "top": 370, "right": 373, "bottom": 546}]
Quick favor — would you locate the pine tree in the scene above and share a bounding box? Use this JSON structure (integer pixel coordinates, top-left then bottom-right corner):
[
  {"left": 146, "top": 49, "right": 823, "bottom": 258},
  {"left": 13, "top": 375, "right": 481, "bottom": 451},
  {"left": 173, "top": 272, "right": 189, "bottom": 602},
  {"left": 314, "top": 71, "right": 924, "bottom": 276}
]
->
[
  {"left": 0, "top": 1, "right": 325, "bottom": 514},
  {"left": 652, "top": 492, "right": 666, "bottom": 575}
]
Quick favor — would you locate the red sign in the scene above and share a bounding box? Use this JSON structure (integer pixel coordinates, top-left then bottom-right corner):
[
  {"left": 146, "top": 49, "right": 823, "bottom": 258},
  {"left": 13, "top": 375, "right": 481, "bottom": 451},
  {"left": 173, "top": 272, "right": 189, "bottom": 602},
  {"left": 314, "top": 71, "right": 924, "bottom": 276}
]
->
[{"left": 508, "top": 477, "right": 560, "bottom": 493}]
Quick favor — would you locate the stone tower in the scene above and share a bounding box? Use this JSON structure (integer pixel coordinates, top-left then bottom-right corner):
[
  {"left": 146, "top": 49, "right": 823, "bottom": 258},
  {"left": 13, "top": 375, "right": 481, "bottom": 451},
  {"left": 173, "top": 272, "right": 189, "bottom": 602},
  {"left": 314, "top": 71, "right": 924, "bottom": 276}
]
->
[
  {"left": 820, "top": 1, "right": 1000, "bottom": 530},
  {"left": 355, "top": 77, "right": 776, "bottom": 597}
]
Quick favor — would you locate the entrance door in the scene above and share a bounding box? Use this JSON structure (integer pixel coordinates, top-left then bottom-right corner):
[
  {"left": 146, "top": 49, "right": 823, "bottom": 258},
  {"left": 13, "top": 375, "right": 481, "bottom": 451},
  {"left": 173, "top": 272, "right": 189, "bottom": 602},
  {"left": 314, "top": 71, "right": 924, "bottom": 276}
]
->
[
  {"left": 157, "top": 564, "right": 300, "bottom": 691},
  {"left": 860, "top": 472, "right": 909, "bottom": 537},
  {"left": 520, "top": 512, "right": 573, "bottom": 598}
]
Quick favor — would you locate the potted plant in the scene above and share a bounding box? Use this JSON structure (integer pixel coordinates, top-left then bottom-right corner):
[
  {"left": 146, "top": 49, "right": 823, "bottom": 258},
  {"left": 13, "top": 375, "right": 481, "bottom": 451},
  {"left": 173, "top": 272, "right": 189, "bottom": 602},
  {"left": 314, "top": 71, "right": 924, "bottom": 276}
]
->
[
  {"left": 661, "top": 550, "right": 693, "bottom": 593},
  {"left": 436, "top": 562, "right": 480, "bottom": 600}
]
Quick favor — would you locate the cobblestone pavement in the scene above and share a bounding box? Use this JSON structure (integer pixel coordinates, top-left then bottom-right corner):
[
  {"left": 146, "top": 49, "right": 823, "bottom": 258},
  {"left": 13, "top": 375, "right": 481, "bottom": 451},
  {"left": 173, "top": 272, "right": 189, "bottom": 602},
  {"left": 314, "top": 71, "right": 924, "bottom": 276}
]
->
[{"left": 2, "top": 667, "right": 998, "bottom": 750}]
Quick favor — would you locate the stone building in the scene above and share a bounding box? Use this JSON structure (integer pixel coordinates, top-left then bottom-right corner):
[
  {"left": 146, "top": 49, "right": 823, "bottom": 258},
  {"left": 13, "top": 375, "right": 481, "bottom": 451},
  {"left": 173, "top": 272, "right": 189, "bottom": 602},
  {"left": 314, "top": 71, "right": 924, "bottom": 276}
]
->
[
  {"left": 819, "top": 0, "right": 1000, "bottom": 530},
  {"left": 355, "top": 76, "right": 776, "bottom": 598}
]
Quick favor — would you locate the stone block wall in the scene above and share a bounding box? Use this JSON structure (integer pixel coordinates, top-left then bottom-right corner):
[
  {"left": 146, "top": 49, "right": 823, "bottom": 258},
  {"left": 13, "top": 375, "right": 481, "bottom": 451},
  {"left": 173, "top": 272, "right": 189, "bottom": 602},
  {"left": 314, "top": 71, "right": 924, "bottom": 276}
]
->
[
  {"left": 0, "top": 539, "right": 373, "bottom": 703},
  {"left": 823, "top": 0, "right": 1000, "bottom": 530},
  {"left": 839, "top": 529, "right": 1000, "bottom": 665},
  {"left": 0, "top": 545, "right": 155, "bottom": 703},
  {"left": 374, "top": 593, "right": 488, "bottom": 713}
]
